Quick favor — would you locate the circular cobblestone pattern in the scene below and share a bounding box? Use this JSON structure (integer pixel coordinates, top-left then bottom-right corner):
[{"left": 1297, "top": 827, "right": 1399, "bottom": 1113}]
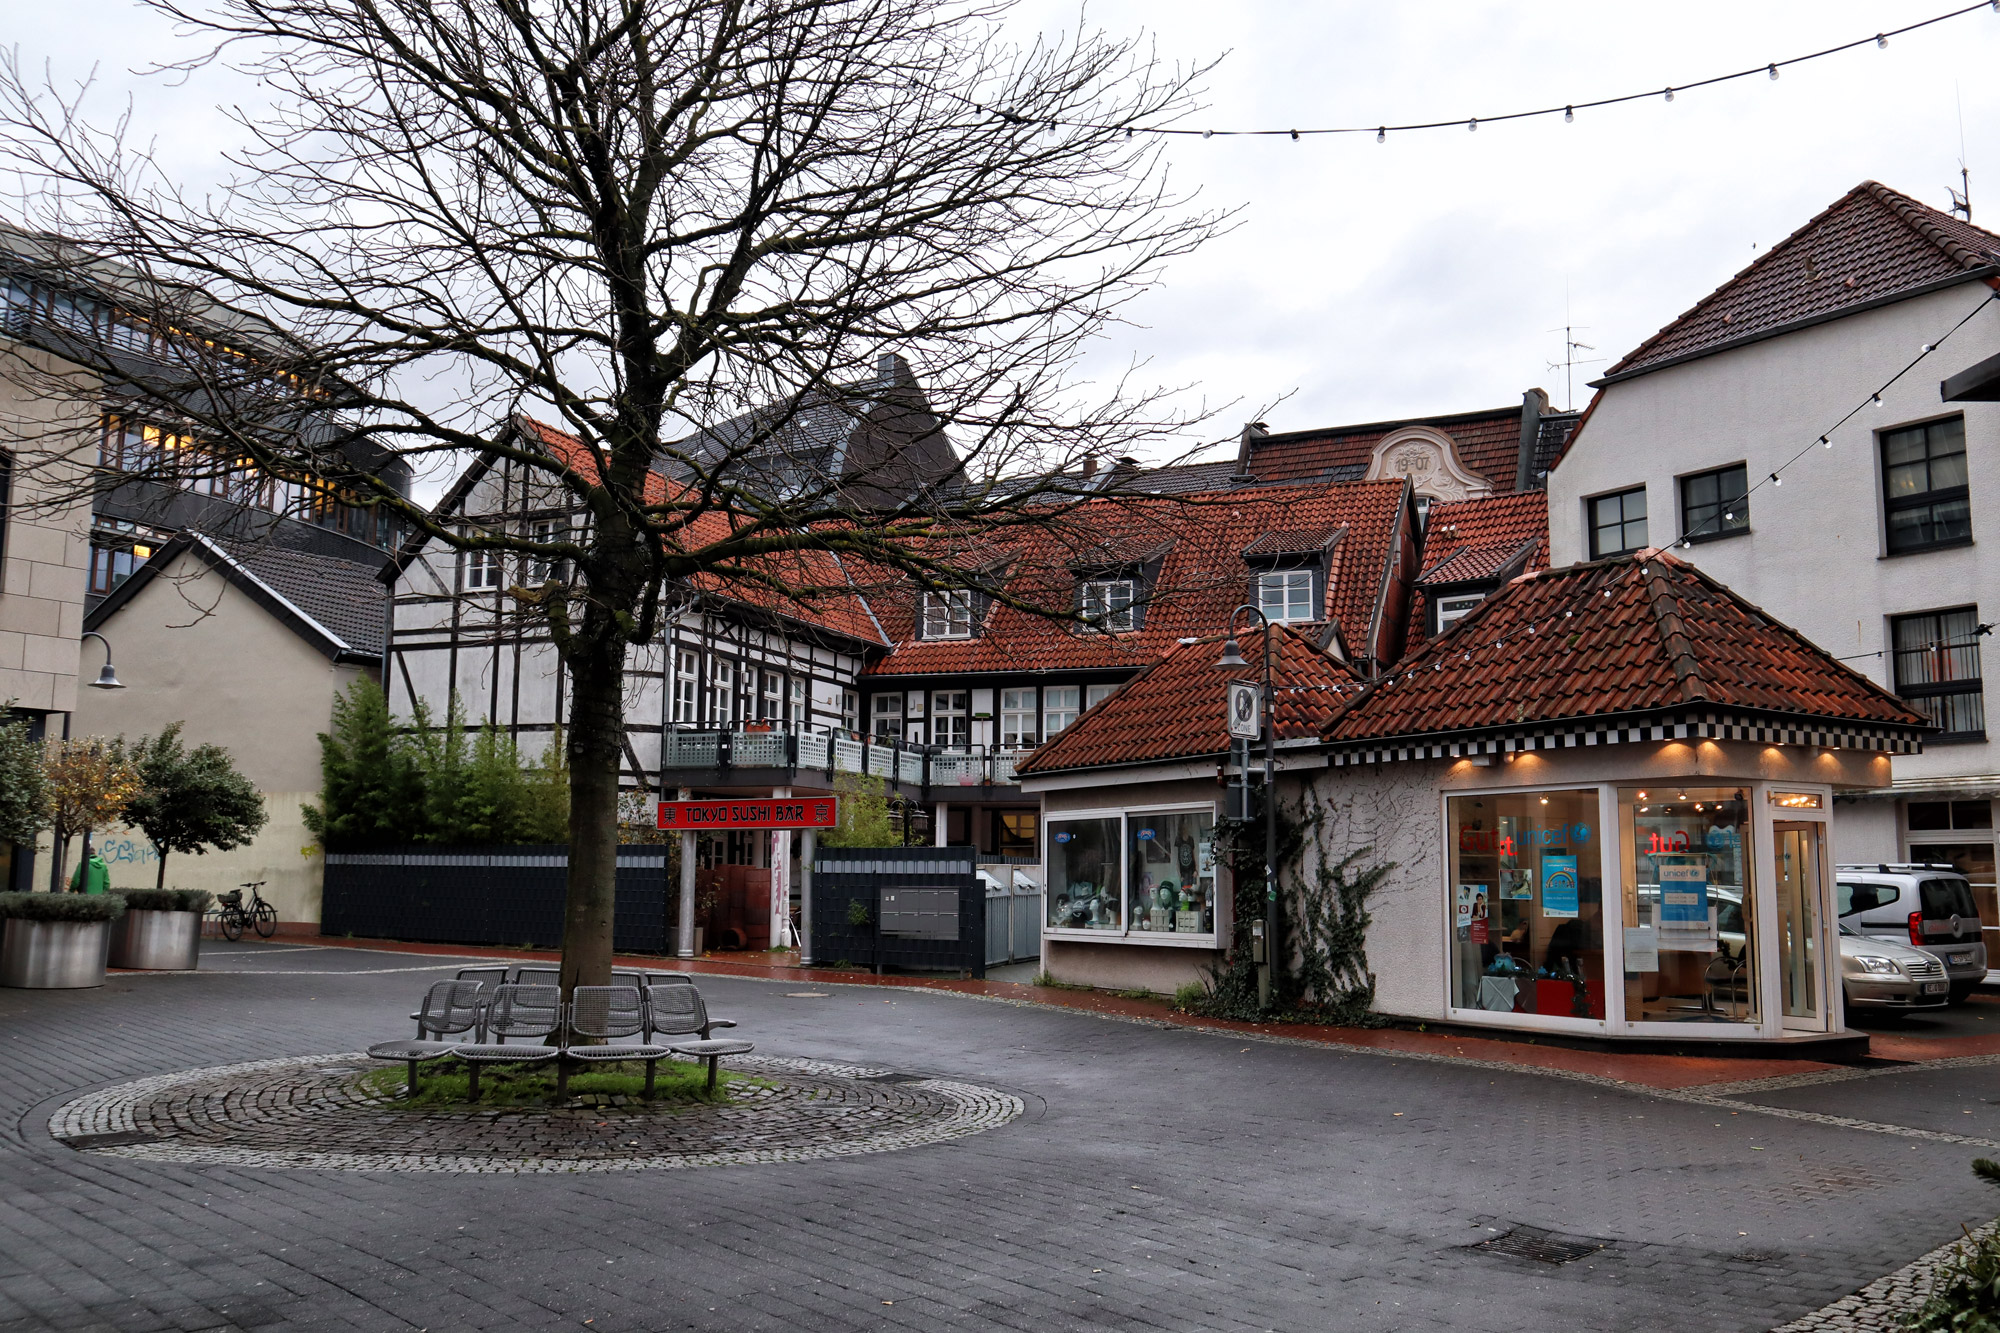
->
[{"left": 49, "top": 1054, "right": 1024, "bottom": 1174}]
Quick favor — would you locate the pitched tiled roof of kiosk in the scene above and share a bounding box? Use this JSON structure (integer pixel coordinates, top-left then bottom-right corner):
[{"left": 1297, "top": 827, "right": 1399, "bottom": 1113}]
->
[
  {"left": 1599, "top": 181, "right": 2000, "bottom": 384},
  {"left": 1016, "top": 627, "right": 1357, "bottom": 775},
  {"left": 1324, "top": 551, "right": 1930, "bottom": 746},
  {"left": 862, "top": 481, "right": 1407, "bottom": 676},
  {"left": 1417, "top": 491, "right": 1548, "bottom": 586}
]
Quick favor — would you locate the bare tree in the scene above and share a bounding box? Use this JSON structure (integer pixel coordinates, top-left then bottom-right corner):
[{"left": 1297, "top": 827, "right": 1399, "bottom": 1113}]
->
[{"left": 0, "top": 0, "right": 1222, "bottom": 991}]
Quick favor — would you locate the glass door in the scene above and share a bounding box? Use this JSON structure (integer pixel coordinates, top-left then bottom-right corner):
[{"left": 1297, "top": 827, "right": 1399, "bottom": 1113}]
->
[
  {"left": 1617, "top": 787, "right": 1757, "bottom": 1027},
  {"left": 1775, "top": 821, "right": 1827, "bottom": 1029}
]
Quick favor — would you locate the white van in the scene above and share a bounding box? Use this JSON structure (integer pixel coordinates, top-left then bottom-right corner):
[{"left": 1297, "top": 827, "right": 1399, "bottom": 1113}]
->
[{"left": 1836, "top": 863, "right": 1987, "bottom": 1004}]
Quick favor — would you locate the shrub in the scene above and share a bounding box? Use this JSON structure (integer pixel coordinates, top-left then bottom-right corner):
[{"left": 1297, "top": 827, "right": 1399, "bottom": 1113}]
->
[
  {"left": 846, "top": 899, "right": 872, "bottom": 927},
  {"left": 817, "top": 770, "right": 898, "bottom": 848},
  {"left": 110, "top": 887, "right": 214, "bottom": 914},
  {"left": 1173, "top": 980, "right": 1207, "bottom": 1011},
  {"left": 0, "top": 892, "right": 126, "bottom": 923},
  {"left": 1906, "top": 1160, "right": 2000, "bottom": 1331}
]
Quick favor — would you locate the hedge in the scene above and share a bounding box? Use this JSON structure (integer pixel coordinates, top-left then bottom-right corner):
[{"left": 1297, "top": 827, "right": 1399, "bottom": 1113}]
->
[{"left": 0, "top": 892, "right": 127, "bottom": 923}]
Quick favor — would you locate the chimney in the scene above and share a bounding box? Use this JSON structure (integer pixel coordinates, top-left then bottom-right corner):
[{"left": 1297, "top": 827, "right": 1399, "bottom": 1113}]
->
[
  {"left": 1514, "top": 389, "right": 1549, "bottom": 492},
  {"left": 1081, "top": 456, "right": 1099, "bottom": 482},
  {"left": 1232, "top": 420, "right": 1269, "bottom": 484}
]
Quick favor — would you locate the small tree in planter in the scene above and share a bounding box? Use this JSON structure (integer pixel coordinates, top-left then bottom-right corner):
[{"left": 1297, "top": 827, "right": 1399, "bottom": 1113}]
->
[
  {"left": 0, "top": 715, "right": 50, "bottom": 858},
  {"left": 122, "top": 723, "right": 268, "bottom": 890},
  {"left": 0, "top": 890, "right": 126, "bottom": 988},
  {"left": 43, "top": 737, "right": 141, "bottom": 893}
]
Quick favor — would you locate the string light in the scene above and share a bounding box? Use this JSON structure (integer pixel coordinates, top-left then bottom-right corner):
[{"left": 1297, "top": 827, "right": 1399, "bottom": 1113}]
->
[{"left": 959, "top": 3, "right": 1994, "bottom": 142}]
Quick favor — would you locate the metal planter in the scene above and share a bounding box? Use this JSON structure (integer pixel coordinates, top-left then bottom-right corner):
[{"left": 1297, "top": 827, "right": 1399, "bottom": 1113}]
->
[
  {"left": 0, "top": 918, "right": 111, "bottom": 989},
  {"left": 108, "top": 909, "right": 202, "bottom": 971}
]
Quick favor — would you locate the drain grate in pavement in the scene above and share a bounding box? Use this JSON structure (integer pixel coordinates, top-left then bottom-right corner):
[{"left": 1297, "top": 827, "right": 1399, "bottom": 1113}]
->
[
  {"left": 1471, "top": 1228, "right": 1602, "bottom": 1265},
  {"left": 59, "top": 1130, "right": 163, "bottom": 1150}
]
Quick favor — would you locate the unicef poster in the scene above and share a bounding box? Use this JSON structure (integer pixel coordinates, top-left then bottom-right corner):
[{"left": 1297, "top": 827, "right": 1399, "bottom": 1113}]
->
[{"left": 1542, "top": 855, "right": 1579, "bottom": 918}]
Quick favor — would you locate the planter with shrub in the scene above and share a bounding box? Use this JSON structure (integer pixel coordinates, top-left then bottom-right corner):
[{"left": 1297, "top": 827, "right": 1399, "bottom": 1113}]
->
[
  {"left": 0, "top": 892, "right": 126, "bottom": 989},
  {"left": 108, "top": 888, "right": 213, "bottom": 970}
]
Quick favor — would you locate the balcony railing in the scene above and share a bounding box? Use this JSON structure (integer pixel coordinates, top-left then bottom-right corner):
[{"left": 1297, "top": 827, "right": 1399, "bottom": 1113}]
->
[{"left": 659, "top": 726, "right": 1029, "bottom": 789}]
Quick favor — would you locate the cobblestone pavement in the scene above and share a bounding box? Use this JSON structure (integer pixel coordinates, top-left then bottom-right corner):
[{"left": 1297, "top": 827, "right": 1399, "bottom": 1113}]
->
[
  {"left": 2, "top": 942, "right": 1999, "bottom": 1332},
  {"left": 48, "top": 1053, "right": 1022, "bottom": 1173}
]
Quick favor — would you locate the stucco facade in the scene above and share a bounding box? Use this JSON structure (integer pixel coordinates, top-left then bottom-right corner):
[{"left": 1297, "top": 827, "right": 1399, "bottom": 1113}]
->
[{"left": 0, "top": 351, "right": 94, "bottom": 719}]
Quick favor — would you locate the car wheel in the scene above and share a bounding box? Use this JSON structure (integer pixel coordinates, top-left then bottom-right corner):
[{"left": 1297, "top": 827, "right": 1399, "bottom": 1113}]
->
[{"left": 1949, "top": 981, "right": 1979, "bottom": 1006}]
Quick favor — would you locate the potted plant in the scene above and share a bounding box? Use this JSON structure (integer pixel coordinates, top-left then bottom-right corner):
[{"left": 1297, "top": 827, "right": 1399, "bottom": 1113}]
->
[
  {"left": 107, "top": 888, "right": 213, "bottom": 970},
  {"left": 0, "top": 892, "right": 126, "bottom": 988}
]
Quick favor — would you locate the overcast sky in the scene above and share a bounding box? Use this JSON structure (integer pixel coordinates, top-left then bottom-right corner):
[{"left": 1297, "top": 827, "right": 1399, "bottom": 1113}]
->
[{"left": 10, "top": 0, "right": 2000, "bottom": 467}]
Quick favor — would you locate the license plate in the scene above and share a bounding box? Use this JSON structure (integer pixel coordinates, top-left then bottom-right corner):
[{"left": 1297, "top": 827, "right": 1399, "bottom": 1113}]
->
[
  {"left": 1922, "top": 981, "right": 1950, "bottom": 995},
  {"left": 1951, "top": 954, "right": 1974, "bottom": 966}
]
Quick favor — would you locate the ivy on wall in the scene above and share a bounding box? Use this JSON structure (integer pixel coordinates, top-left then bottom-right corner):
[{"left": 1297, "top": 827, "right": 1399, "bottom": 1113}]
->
[{"left": 1183, "top": 787, "right": 1393, "bottom": 1026}]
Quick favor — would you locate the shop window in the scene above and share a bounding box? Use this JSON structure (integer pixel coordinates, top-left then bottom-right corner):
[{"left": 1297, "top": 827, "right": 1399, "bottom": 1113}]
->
[
  {"left": 1043, "top": 686, "right": 1080, "bottom": 737},
  {"left": 1256, "top": 569, "right": 1315, "bottom": 623},
  {"left": 930, "top": 690, "right": 969, "bottom": 749},
  {"left": 1908, "top": 800, "right": 1993, "bottom": 831},
  {"left": 1679, "top": 463, "right": 1749, "bottom": 541},
  {"left": 1447, "top": 790, "right": 1606, "bottom": 1020},
  {"left": 1127, "top": 810, "right": 1215, "bottom": 936},
  {"left": 997, "top": 810, "right": 1038, "bottom": 857},
  {"left": 672, "top": 648, "right": 699, "bottom": 724},
  {"left": 1891, "top": 607, "right": 1986, "bottom": 741},
  {"left": 1882, "top": 417, "right": 1971, "bottom": 555},
  {"left": 1618, "top": 786, "right": 1757, "bottom": 1024},
  {"left": 1047, "top": 816, "right": 1122, "bottom": 930},
  {"left": 922, "top": 589, "right": 974, "bottom": 640},
  {"left": 870, "top": 694, "right": 902, "bottom": 742},
  {"left": 1080, "top": 579, "right": 1136, "bottom": 632},
  {"left": 1588, "top": 486, "right": 1647, "bottom": 559}
]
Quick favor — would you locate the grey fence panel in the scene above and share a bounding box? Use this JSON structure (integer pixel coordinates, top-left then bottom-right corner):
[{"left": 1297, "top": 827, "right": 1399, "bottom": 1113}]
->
[{"left": 322, "top": 845, "right": 672, "bottom": 953}]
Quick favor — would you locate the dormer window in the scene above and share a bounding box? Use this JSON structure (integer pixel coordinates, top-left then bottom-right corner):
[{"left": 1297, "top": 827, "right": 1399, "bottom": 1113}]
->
[
  {"left": 1080, "top": 578, "right": 1136, "bottom": 633},
  {"left": 922, "top": 589, "right": 974, "bottom": 639},
  {"left": 1256, "top": 569, "right": 1316, "bottom": 624}
]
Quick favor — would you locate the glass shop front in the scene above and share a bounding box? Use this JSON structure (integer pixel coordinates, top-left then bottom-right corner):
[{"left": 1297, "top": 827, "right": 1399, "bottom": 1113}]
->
[
  {"left": 1445, "top": 780, "right": 1835, "bottom": 1036},
  {"left": 1046, "top": 806, "right": 1220, "bottom": 944}
]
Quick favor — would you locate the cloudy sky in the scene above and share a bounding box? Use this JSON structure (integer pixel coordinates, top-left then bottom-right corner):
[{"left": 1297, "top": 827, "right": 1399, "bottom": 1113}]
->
[{"left": 10, "top": 0, "right": 2000, "bottom": 466}]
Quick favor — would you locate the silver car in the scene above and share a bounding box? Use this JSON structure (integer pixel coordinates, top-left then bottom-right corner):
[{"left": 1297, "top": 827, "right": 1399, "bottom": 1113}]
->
[
  {"left": 1840, "top": 923, "right": 1950, "bottom": 1012},
  {"left": 1836, "top": 864, "right": 1987, "bottom": 1003}
]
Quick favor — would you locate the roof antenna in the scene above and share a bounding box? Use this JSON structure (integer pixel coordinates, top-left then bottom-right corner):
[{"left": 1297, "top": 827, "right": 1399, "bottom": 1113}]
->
[
  {"left": 1545, "top": 291, "right": 1602, "bottom": 412},
  {"left": 1950, "top": 83, "right": 1973, "bottom": 222}
]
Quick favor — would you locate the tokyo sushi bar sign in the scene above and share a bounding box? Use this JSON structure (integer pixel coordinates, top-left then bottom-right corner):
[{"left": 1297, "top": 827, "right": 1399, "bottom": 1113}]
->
[{"left": 656, "top": 798, "right": 838, "bottom": 830}]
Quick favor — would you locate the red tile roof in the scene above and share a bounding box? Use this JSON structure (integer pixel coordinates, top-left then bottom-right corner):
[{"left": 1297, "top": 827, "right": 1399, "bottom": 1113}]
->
[
  {"left": 861, "top": 481, "right": 1409, "bottom": 677},
  {"left": 516, "top": 416, "right": 889, "bottom": 646},
  {"left": 1245, "top": 405, "right": 1529, "bottom": 493},
  {"left": 1016, "top": 627, "right": 1359, "bottom": 775},
  {"left": 1601, "top": 181, "right": 2000, "bottom": 383},
  {"left": 1325, "top": 550, "right": 1930, "bottom": 747},
  {"left": 1417, "top": 491, "right": 1549, "bottom": 585}
]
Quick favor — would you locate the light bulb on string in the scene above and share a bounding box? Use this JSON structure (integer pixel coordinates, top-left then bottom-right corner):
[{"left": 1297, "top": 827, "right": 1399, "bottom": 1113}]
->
[
  {"left": 1771, "top": 473, "right": 1782, "bottom": 486},
  {"left": 1564, "top": 106, "right": 1574, "bottom": 122},
  {"left": 1877, "top": 32, "right": 1889, "bottom": 47},
  {"left": 1468, "top": 118, "right": 1478, "bottom": 132},
  {"left": 1377, "top": 126, "right": 1386, "bottom": 143},
  {"left": 1768, "top": 63, "right": 1779, "bottom": 80},
  {"left": 1664, "top": 87, "right": 1675, "bottom": 102},
  {"left": 1289, "top": 129, "right": 1299, "bottom": 141},
  {"left": 1871, "top": 393, "right": 1882, "bottom": 405}
]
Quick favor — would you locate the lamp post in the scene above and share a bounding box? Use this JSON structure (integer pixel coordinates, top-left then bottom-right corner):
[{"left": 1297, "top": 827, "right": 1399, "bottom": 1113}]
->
[
  {"left": 81, "top": 631, "right": 125, "bottom": 691},
  {"left": 1215, "top": 605, "right": 1277, "bottom": 1012}
]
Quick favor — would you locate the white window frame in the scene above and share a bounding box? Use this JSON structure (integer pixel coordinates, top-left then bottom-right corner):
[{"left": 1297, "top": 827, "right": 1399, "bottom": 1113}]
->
[
  {"left": 673, "top": 648, "right": 700, "bottom": 725},
  {"left": 527, "top": 517, "right": 568, "bottom": 584},
  {"left": 842, "top": 689, "right": 861, "bottom": 734},
  {"left": 707, "top": 656, "right": 736, "bottom": 725},
  {"left": 1257, "top": 569, "right": 1316, "bottom": 624},
  {"left": 1000, "top": 687, "right": 1037, "bottom": 748},
  {"left": 1043, "top": 685, "right": 1080, "bottom": 737},
  {"left": 922, "top": 589, "right": 975, "bottom": 640},
  {"left": 760, "top": 668, "right": 784, "bottom": 721},
  {"left": 790, "top": 677, "right": 809, "bottom": 727},
  {"left": 1436, "top": 593, "right": 1484, "bottom": 632},
  {"left": 461, "top": 546, "right": 503, "bottom": 591},
  {"left": 871, "top": 693, "right": 903, "bottom": 742},
  {"left": 1080, "top": 579, "right": 1137, "bottom": 633},
  {"left": 1085, "top": 682, "right": 1118, "bottom": 710},
  {"left": 931, "top": 690, "right": 970, "bottom": 749},
  {"left": 1042, "top": 801, "right": 1221, "bottom": 948}
]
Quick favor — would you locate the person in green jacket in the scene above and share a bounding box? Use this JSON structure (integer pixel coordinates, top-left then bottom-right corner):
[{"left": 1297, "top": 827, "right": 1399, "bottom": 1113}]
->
[{"left": 68, "top": 850, "right": 109, "bottom": 895}]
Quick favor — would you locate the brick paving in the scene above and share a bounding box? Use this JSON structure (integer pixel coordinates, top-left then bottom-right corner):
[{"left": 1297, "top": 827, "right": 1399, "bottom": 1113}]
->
[{"left": 2, "top": 940, "right": 1999, "bottom": 1331}]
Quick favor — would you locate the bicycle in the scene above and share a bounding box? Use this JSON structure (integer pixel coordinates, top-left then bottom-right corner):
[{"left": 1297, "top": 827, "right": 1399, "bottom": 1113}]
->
[{"left": 212, "top": 881, "right": 278, "bottom": 941}]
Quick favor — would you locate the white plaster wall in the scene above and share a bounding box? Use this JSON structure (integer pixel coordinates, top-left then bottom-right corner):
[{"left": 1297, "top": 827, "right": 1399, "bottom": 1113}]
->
[
  {"left": 1548, "top": 281, "right": 2000, "bottom": 799},
  {"left": 1312, "top": 760, "right": 1451, "bottom": 1020},
  {"left": 1831, "top": 796, "right": 1900, "bottom": 866}
]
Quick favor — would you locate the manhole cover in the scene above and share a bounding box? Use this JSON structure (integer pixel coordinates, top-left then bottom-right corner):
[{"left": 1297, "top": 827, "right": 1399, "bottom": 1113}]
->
[
  {"left": 58, "top": 1130, "right": 161, "bottom": 1150},
  {"left": 1471, "top": 1229, "right": 1601, "bottom": 1265}
]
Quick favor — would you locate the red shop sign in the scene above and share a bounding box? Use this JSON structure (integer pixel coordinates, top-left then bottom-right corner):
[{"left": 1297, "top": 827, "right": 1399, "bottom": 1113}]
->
[{"left": 656, "top": 798, "right": 838, "bottom": 831}]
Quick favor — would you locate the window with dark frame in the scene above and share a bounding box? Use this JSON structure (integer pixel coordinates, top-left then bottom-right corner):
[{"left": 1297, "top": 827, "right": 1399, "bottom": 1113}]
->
[
  {"left": 1588, "top": 486, "right": 1648, "bottom": 558},
  {"left": 1679, "top": 463, "right": 1749, "bottom": 541},
  {"left": 1891, "top": 606, "right": 1987, "bottom": 741},
  {"left": 1882, "top": 417, "right": 1971, "bottom": 554}
]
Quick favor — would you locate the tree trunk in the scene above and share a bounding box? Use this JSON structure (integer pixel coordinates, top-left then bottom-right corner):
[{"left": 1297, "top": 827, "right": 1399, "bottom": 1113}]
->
[
  {"left": 48, "top": 829, "right": 69, "bottom": 894},
  {"left": 155, "top": 845, "right": 167, "bottom": 891},
  {"left": 556, "top": 621, "right": 629, "bottom": 999}
]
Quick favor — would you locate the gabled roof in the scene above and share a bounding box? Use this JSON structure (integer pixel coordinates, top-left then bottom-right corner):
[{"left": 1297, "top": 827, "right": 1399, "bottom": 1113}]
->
[
  {"left": 862, "top": 480, "right": 1409, "bottom": 677},
  {"left": 87, "top": 532, "right": 386, "bottom": 662},
  {"left": 1417, "top": 491, "right": 1548, "bottom": 587},
  {"left": 1324, "top": 550, "right": 1930, "bottom": 750},
  {"left": 1598, "top": 181, "right": 2000, "bottom": 384},
  {"left": 1016, "top": 627, "right": 1357, "bottom": 776}
]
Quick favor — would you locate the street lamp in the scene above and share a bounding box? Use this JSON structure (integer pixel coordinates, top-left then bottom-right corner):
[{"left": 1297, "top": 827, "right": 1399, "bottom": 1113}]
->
[
  {"left": 1217, "top": 604, "right": 1277, "bottom": 1012},
  {"left": 80, "top": 631, "right": 124, "bottom": 690}
]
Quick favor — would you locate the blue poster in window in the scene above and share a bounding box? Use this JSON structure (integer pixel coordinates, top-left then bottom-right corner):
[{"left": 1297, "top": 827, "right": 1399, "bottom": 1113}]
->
[
  {"left": 1657, "top": 856, "right": 1709, "bottom": 926},
  {"left": 1542, "top": 855, "right": 1579, "bottom": 919}
]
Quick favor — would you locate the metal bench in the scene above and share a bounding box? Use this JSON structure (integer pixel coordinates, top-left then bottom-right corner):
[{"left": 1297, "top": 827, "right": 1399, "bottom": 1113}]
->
[
  {"left": 515, "top": 966, "right": 653, "bottom": 992},
  {"left": 560, "top": 985, "right": 675, "bottom": 1099},
  {"left": 648, "top": 984, "right": 752, "bottom": 1091},
  {"left": 370, "top": 980, "right": 485, "bottom": 1095},
  {"left": 408, "top": 967, "right": 511, "bottom": 1030},
  {"left": 452, "top": 983, "right": 562, "bottom": 1100}
]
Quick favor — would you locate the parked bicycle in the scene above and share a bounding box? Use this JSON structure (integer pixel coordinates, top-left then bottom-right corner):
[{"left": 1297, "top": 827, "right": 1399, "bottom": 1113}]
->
[{"left": 211, "top": 881, "right": 277, "bottom": 941}]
